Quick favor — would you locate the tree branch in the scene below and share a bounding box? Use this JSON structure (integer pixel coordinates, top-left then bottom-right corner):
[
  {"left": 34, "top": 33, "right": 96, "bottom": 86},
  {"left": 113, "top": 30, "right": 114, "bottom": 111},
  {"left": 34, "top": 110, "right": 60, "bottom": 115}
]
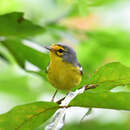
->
[{"left": 56, "top": 84, "right": 97, "bottom": 105}]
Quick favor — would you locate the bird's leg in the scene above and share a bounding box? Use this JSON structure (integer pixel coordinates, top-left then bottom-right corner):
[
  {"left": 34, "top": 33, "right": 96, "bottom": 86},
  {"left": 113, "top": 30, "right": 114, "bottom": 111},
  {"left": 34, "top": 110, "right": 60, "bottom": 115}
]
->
[{"left": 51, "top": 89, "right": 58, "bottom": 102}]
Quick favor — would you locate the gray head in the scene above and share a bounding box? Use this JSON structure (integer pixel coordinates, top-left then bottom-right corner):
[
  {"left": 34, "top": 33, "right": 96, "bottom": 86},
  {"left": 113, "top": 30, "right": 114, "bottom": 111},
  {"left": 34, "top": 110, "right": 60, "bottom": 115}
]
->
[
  {"left": 57, "top": 44, "right": 78, "bottom": 65},
  {"left": 45, "top": 43, "right": 79, "bottom": 66}
]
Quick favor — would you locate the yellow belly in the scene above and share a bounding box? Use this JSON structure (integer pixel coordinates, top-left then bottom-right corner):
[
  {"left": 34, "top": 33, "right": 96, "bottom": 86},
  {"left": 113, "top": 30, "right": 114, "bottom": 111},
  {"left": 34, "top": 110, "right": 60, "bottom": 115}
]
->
[{"left": 47, "top": 57, "right": 82, "bottom": 90}]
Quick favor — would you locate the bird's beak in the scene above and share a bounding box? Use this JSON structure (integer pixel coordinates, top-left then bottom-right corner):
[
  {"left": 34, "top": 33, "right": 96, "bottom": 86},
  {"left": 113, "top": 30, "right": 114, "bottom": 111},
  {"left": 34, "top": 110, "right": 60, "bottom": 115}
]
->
[{"left": 44, "top": 46, "right": 52, "bottom": 51}]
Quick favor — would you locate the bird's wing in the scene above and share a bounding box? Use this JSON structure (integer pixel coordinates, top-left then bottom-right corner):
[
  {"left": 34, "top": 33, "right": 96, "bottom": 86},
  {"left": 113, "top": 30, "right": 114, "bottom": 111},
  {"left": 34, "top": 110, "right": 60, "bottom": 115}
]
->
[{"left": 77, "top": 62, "right": 83, "bottom": 75}]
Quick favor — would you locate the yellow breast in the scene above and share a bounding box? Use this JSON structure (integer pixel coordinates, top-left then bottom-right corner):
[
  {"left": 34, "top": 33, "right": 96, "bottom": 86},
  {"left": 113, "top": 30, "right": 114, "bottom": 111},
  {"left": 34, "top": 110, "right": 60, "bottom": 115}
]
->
[{"left": 47, "top": 52, "right": 82, "bottom": 90}]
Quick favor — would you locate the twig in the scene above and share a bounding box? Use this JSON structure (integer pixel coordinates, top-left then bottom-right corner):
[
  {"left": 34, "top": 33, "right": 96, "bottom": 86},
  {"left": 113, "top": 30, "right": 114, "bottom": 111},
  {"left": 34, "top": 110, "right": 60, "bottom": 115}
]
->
[
  {"left": 45, "top": 84, "right": 97, "bottom": 130},
  {"left": 85, "top": 84, "right": 97, "bottom": 90},
  {"left": 56, "top": 97, "right": 65, "bottom": 104},
  {"left": 80, "top": 108, "right": 92, "bottom": 123},
  {"left": 51, "top": 89, "right": 58, "bottom": 102},
  {"left": 45, "top": 87, "right": 86, "bottom": 130},
  {"left": 56, "top": 84, "right": 97, "bottom": 104}
]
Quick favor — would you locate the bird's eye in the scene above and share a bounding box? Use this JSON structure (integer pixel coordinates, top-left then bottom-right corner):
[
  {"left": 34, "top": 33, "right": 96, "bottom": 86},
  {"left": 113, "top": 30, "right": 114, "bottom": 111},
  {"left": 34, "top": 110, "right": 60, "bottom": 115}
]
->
[
  {"left": 56, "top": 48, "right": 64, "bottom": 56},
  {"left": 58, "top": 49, "right": 64, "bottom": 53}
]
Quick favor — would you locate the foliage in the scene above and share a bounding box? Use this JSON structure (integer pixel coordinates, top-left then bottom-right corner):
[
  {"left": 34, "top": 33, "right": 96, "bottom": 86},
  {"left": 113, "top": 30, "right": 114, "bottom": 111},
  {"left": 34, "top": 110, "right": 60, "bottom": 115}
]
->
[
  {"left": 63, "top": 121, "right": 130, "bottom": 130},
  {"left": 0, "top": 0, "right": 130, "bottom": 129},
  {"left": 0, "top": 102, "right": 58, "bottom": 129},
  {"left": 0, "top": 12, "right": 45, "bottom": 37}
]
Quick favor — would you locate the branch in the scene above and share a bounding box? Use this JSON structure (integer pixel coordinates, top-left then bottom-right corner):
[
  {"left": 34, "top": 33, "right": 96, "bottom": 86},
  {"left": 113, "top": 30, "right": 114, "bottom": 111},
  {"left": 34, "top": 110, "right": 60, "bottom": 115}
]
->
[
  {"left": 56, "top": 84, "right": 97, "bottom": 104},
  {"left": 45, "top": 84, "right": 97, "bottom": 130},
  {"left": 45, "top": 86, "right": 86, "bottom": 130}
]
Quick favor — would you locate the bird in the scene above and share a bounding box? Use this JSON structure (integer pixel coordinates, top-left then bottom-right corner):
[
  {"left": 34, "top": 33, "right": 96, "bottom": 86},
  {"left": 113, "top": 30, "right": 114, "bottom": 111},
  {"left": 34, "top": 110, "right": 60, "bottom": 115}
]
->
[{"left": 45, "top": 43, "right": 83, "bottom": 102}]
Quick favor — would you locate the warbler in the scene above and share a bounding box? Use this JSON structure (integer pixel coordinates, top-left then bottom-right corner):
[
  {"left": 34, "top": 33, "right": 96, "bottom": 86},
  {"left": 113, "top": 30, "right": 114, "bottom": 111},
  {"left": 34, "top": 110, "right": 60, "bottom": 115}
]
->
[{"left": 45, "top": 43, "right": 82, "bottom": 101}]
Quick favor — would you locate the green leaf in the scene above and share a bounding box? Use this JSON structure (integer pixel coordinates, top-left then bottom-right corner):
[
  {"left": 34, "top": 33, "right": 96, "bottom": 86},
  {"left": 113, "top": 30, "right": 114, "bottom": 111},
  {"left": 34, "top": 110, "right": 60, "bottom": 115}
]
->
[
  {"left": 0, "top": 102, "right": 58, "bottom": 130},
  {"left": 77, "top": 30, "right": 130, "bottom": 75},
  {"left": 88, "top": 62, "right": 130, "bottom": 88},
  {"left": 0, "top": 12, "right": 45, "bottom": 37},
  {"left": 87, "top": 0, "right": 119, "bottom": 6},
  {"left": 0, "top": 0, "right": 20, "bottom": 15},
  {"left": 86, "top": 30, "right": 130, "bottom": 50},
  {"left": 69, "top": 91, "right": 130, "bottom": 110},
  {"left": 2, "top": 38, "right": 49, "bottom": 77},
  {"left": 69, "top": 62, "right": 130, "bottom": 110},
  {"left": 78, "top": 0, "right": 88, "bottom": 17},
  {"left": 0, "top": 52, "right": 9, "bottom": 63},
  {"left": 68, "top": 0, "right": 120, "bottom": 17},
  {"left": 63, "top": 121, "right": 128, "bottom": 130},
  {"left": 0, "top": 65, "right": 45, "bottom": 102}
]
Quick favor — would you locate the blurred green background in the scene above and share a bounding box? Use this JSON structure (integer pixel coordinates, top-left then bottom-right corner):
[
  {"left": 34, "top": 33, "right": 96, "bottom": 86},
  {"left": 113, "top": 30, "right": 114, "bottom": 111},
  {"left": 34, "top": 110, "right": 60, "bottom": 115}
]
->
[{"left": 0, "top": 0, "right": 130, "bottom": 129}]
